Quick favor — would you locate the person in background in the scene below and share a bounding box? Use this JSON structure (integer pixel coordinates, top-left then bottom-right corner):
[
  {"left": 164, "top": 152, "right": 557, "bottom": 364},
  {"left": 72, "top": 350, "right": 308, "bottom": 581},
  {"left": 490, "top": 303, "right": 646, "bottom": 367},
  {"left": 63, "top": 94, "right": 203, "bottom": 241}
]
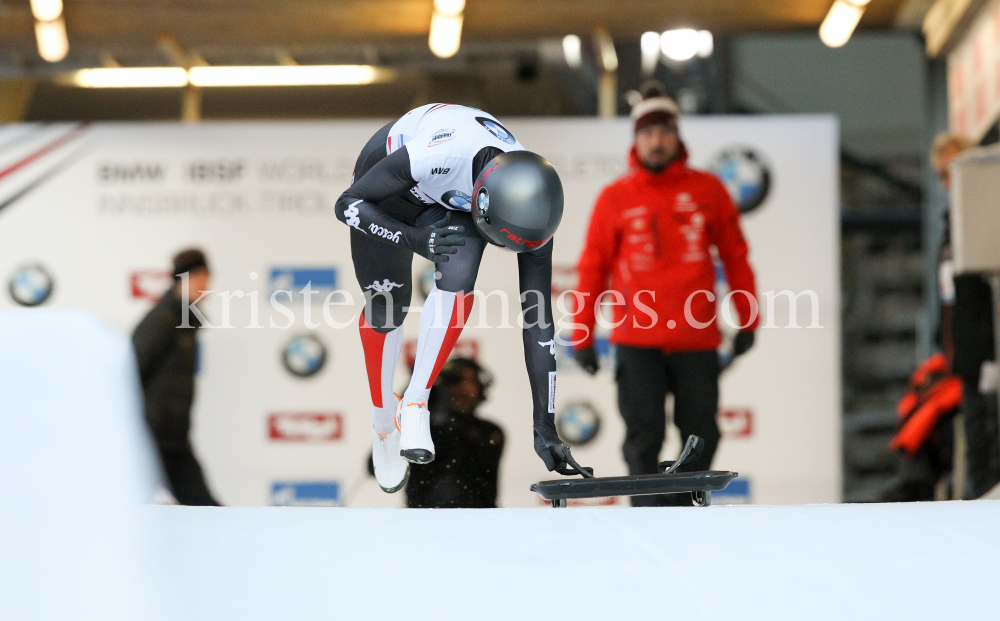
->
[
  {"left": 571, "top": 83, "right": 759, "bottom": 506},
  {"left": 132, "top": 248, "right": 221, "bottom": 506},
  {"left": 405, "top": 358, "right": 504, "bottom": 508},
  {"left": 932, "top": 133, "right": 998, "bottom": 498}
]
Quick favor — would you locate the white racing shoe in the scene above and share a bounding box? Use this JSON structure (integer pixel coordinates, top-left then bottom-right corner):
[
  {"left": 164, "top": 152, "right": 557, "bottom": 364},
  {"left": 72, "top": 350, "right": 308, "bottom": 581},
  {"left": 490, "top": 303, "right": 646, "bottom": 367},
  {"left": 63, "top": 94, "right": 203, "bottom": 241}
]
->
[
  {"left": 397, "top": 399, "right": 435, "bottom": 464},
  {"left": 372, "top": 427, "right": 410, "bottom": 493}
]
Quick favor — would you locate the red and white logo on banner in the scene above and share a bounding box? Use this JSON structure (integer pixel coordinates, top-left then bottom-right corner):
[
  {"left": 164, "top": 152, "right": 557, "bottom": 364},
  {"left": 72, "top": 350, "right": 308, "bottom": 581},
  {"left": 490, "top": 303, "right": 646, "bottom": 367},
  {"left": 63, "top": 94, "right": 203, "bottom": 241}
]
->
[
  {"left": 130, "top": 270, "right": 173, "bottom": 301},
  {"left": 268, "top": 412, "right": 343, "bottom": 441},
  {"left": 718, "top": 408, "right": 753, "bottom": 438}
]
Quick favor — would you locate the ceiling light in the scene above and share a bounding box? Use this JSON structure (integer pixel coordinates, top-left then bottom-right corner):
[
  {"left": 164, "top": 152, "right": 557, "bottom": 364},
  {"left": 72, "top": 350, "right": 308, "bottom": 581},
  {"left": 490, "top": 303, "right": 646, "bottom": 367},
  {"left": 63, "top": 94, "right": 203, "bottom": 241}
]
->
[
  {"left": 63, "top": 67, "right": 189, "bottom": 88},
  {"left": 640, "top": 31, "right": 661, "bottom": 75},
  {"left": 30, "top": 0, "right": 62, "bottom": 22},
  {"left": 433, "top": 0, "right": 465, "bottom": 16},
  {"left": 696, "top": 30, "right": 714, "bottom": 58},
  {"left": 562, "top": 34, "right": 582, "bottom": 69},
  {"left": 35, "top": 18, "right": 68, "bottom": 63},
  {"left": 59, "top": 65, "right": 395, "bottom": 88},
  {"left": 660, "top": 29, "right": 700, "bottom": 62},
  {"left": 819, "top": 0, "right": 867, "bottom": 48},
  {"left": 428, "top": 12, "right": 463, "bottom": 58},
  {"left": 595, "top": 29, "right": 618, "bottom": 72},
  {"left": 189, "top": 65, "right": 393, "bottom": 86}
]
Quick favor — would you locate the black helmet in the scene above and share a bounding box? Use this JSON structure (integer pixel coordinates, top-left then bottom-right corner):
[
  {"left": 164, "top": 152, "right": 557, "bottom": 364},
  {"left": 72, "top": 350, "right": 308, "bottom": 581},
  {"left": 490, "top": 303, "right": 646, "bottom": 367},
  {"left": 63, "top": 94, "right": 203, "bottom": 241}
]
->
[{"left": 471, "top": 151, "right": 563, "bottom": 252}]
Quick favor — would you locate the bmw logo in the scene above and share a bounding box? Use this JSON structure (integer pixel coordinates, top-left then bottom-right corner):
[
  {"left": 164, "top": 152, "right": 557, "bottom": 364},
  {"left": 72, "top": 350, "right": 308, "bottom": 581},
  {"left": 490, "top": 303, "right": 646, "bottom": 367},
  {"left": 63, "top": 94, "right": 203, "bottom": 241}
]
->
[
  {"left": 8, "top": 263, "right": 54, "bottom": 307},
  {"left": 441, "top": 190, "right": 472, "bottom": 211},
  {"left": 282, "top": 334, "right": 328, "bottom": 378},
  {"left": 556, "top": 401, "right": 602, "bottom": 446},
  {"left": 476, "top": 188, "right": 489, "bottom": 216},
  {"left": 476, "top": 117, "right": 516, "bottom": 145},
  {"left": 710, "top": 147, "right": 772, "bottom": 214}
]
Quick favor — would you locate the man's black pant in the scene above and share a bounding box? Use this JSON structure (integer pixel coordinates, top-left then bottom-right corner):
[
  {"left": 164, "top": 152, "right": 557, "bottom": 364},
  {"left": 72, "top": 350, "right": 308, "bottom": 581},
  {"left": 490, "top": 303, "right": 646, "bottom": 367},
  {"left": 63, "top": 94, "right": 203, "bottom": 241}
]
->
[
  {"left": 961, "top": 378, "right": 1000, "bottom": 498},
  {"left": 156, "top": 441, "right": 220, "bottom": 506},
  {"left": 616, "top": 346, "right": 719, "bottom": 507}
]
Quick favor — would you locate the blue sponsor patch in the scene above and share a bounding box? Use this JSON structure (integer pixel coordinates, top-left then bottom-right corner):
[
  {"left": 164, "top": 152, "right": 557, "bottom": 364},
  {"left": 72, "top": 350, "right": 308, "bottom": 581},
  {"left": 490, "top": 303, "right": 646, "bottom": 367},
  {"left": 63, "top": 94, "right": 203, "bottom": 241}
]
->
[
  {"left": 475, "top": 117, "right": 516, "bottom": 145},
  {"left": 270, "top": 481, "right": 341, "bottom": 507},
  {"left": 270, "top": 267, "right": 338, "bottom": 301},
  {"left": 441, "top": 190, "right": 472, "bottom": 211},
  {"left": 712, "top": 477, "right": 751, "bottom": 504}
]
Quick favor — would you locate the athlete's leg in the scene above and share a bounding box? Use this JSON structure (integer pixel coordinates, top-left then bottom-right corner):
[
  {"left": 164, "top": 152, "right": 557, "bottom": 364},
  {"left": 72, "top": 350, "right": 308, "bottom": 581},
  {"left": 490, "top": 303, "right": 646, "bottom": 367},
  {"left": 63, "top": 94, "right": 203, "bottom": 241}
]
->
[
  {"left": 351, "top": 226, "right": 413, "bottom": 435},
  {"left": 398, "top": 207, "right": 486, "bottom": 463},
  {"left": 402, "top": 207, "right": 486, "bottom": 404}
]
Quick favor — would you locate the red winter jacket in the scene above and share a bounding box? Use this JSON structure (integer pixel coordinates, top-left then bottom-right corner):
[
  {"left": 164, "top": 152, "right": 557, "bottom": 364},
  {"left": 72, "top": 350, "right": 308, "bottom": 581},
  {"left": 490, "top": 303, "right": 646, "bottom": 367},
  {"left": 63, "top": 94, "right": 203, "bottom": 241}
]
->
[{"left": 572, "top": 144, "right": 758, "bottom": 352}]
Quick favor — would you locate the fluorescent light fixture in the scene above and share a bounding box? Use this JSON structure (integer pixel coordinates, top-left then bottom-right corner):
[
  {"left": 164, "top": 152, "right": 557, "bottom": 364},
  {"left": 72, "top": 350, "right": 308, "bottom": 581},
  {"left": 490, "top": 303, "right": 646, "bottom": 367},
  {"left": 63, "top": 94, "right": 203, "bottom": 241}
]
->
[
  {"left": 189, "top": 65, "right": 391, "bottom": 86},
  {"left": 661, "top": 29, "right": 700, "bottom": 62},
  {"left": 60, "top": 65, "right": 394, "bottom": 88},
  {"left": 429, "top": 12, "right": 463, "bottom": 58},
  {"left": 640, "top": 31, "right": 661, "bottom": 75},
  {"left": 30, "top": 0, "right": 62, "bottom": 22},
  {"left": 433, "top": 0, "right": 465, "bottom": 16},
  {"left": 697, "top": 30, "right": 714, "bottom": 58},
  {"left": 819, "top": 0, "right": 867, "bottom": 48},
  {"left": 35, "top": 18, "right": 68, "bottom": 63},
  {"left": 64, "top": 67, "right": 188, "bottom": 88},
  {"left": 596, "top": 30, "right": 618, "bottom": 72},
  {"left": 562, "top": 34, "right": 582, "bottom": 69}
]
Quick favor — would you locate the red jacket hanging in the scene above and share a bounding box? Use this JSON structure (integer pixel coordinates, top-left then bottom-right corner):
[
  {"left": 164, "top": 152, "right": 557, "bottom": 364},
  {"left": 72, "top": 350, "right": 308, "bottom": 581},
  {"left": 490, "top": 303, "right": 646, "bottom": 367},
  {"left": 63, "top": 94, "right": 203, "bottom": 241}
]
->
[
  {"left": 891, "top": 353, "right": 962, "bottom": 456},
  {"left": 572, "top": 145, "right": 758, "bottom": 352}
]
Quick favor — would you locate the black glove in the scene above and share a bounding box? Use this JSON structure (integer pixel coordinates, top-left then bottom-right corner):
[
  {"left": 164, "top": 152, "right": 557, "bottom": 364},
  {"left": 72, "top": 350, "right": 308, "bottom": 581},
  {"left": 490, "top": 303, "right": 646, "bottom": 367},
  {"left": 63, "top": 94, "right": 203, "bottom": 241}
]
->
[
  {"left": 733, "top": 330, "right": 755, "bottom": 357},
  {"left": 574, "top": 347, "right": 599, "bottom": 375},
  {"left": 420, "top": 213, "right": 465, "bottom": 263},
  {"left": 534, "top": 434, "right": 593, "bottom": 477}
]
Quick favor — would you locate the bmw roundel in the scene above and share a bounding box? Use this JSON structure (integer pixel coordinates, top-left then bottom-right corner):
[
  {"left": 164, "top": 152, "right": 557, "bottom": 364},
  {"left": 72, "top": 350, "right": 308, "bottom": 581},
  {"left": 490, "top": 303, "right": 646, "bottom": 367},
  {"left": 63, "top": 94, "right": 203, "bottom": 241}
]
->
[
  {"left": 282, "top": 333, "right": 328, "bottom": 378},
  {"left": 8, "top": 263, "right": 54, "bottom": 307},
  {"left": 556, "top": 401, "right": 602, "bottom": 446},
  {"left": 476, "top": 117, "right": 516, "bottom": 145},
  {"left": 441, "top": 190, "right": 473, "bottom": 211},
  {"left": 476, "top": 188, "right": 489, "bottom": 216},
  {"left": 710, "top": 147, "right": 772, "bottom": 214}
]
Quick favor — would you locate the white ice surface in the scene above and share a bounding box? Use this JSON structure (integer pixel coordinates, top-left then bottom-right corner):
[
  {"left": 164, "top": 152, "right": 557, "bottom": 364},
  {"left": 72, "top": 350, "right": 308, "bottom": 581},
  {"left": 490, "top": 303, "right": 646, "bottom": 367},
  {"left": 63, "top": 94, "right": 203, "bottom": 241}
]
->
[{"left": 151, "top": 500, "right": 1000, "bottom": 621}]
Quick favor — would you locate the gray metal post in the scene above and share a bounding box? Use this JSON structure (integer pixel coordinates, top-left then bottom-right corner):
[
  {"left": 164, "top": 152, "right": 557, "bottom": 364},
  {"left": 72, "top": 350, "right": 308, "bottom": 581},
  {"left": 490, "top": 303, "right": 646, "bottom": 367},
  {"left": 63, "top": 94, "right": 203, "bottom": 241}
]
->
[{"left": 921, "top": 58, "right": 950, "bottom": 361}]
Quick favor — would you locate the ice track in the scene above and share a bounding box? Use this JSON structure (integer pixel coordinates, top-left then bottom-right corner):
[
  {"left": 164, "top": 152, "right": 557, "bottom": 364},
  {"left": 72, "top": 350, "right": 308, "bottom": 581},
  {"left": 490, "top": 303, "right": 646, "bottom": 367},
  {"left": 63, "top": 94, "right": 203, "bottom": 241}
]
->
[{"left": 3, "top": 311, "right": 998, "bottom": 621}]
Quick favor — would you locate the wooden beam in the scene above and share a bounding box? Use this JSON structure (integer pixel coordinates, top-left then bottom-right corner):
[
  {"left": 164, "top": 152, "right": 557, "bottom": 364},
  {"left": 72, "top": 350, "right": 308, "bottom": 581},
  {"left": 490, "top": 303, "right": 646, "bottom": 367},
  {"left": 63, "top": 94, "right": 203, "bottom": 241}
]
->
[{"left": 923, "top": 0, "right": 990, "bottom": 56}]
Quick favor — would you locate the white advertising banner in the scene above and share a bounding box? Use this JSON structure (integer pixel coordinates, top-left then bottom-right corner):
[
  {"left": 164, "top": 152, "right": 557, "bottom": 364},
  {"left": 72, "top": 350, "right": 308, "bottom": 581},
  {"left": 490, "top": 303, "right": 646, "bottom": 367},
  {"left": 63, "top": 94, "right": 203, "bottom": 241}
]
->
[
  {"left": 0, "top": 115, "right": 840, "bottom": 507},
  {"left": 948, "top": 0, "right": 1000, "bottom": 141}
]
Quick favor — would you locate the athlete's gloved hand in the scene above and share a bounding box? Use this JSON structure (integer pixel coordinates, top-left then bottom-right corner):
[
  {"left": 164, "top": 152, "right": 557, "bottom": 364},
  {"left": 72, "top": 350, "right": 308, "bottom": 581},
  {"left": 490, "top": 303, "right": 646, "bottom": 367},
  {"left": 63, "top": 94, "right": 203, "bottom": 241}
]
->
[
  {"left": 733, "top": 330, "right": 755, "bottom": 357},
  {"left": 574, "top": 347, "right": 599, "bottom": 375},
  {"left": 533, "top": 433, "right": 593, "bottom": 476},
  {"left": 534, "top": 432, "right": 562, "bottom": 471},
  {"left": 421, "top": 213, "right": 466, "bottom": 263}
]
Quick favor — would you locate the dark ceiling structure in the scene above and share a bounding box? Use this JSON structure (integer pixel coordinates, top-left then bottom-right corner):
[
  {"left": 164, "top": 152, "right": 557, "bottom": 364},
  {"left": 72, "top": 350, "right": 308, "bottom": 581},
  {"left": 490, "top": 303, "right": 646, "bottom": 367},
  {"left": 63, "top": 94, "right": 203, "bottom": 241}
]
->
[{"left": 0, "top": 0, "right": 915, "bottom": 121}]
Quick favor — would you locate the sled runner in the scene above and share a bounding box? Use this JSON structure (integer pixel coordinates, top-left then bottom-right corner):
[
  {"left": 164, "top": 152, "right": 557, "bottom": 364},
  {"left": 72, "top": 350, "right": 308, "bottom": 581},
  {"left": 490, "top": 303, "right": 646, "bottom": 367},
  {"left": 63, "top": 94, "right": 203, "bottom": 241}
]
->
[{"left": 531, "top": 436, "right": 738, "bottom": 508}]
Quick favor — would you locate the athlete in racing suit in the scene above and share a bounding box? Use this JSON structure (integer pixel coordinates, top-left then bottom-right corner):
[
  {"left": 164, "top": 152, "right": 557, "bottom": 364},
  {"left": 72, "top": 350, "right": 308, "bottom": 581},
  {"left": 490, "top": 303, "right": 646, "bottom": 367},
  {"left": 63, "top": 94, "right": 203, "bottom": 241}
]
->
[{"left": 334, "top": 104, "right": 565, "bottom": 489}]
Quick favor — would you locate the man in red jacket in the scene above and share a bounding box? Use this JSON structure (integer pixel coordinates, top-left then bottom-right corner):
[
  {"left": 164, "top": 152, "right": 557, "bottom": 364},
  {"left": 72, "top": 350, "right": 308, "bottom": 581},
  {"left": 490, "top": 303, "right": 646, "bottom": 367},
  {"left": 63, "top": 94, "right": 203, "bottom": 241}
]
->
[{"left": 572, "top": 88, "right": 758, "bottom": 506}]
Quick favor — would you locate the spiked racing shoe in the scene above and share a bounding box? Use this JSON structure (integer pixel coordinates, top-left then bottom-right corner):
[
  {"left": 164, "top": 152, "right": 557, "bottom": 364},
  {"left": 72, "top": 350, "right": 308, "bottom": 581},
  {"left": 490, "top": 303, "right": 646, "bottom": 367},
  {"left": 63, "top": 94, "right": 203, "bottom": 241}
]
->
[
  {"left": 397, "top": 399, "right": 435, "bottom": 464},
  {"left": 372, "top": 427, "right": 410, "bottom": 493}
]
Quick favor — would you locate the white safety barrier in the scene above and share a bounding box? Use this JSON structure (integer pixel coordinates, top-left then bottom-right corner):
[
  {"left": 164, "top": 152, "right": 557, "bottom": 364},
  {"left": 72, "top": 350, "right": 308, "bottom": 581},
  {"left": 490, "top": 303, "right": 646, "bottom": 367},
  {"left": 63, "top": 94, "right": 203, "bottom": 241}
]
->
[{"left": 0, "top": 309, "right": 167, "bottom": 621}]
